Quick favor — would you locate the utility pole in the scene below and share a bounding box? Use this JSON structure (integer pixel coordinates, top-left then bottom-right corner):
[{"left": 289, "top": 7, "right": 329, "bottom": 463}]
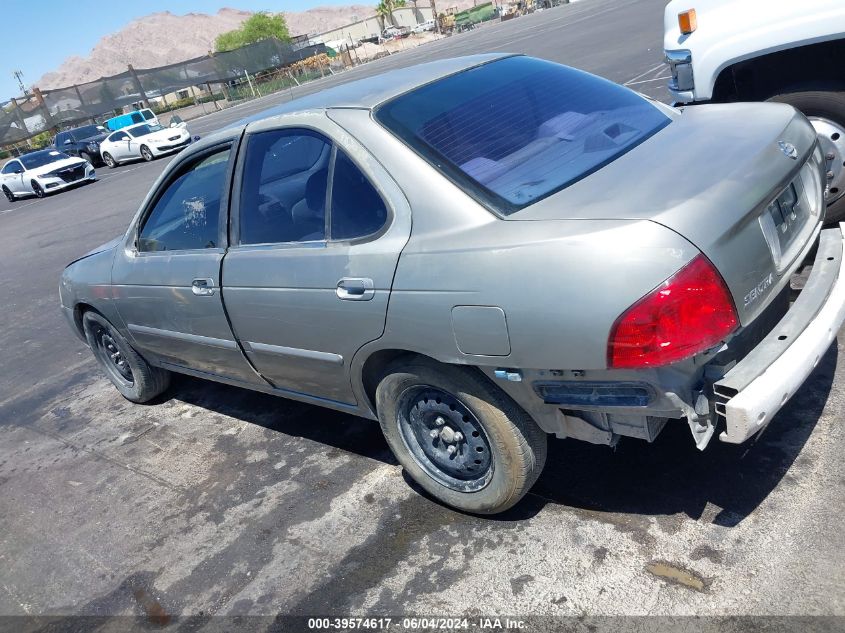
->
[
  {"left": 431, "top": 0, "right": 439, "bottom": 33},
  {"left": 12, "top": 70, "right": 28, "bottom": 95}
]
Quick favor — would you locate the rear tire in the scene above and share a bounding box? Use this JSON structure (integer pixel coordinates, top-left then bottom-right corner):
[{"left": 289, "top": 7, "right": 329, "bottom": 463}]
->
[
  {"left": 140, "top": 145, "right": 154, "bottom": 162},
  {"left": 767, "top": 89, "right": 845, "bottom": 224},
  {"left": 2, "top": 186, "right": 13, "bottom": 202},
  {"left": 103, "top": 152, "right": 117, "bottom": 168},
  {"left": 79, "top": 151, "right": 94, "bottom": 165},
  {"left": 82, "top": 311, "right": 170, "bottom": 403},
  {"left": 375, "top": 357, "right": 547, "bottom": 514}
]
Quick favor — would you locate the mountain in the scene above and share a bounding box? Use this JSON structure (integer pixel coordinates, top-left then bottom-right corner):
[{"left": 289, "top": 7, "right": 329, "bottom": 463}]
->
[{"left": 36, "top": 5, "right": 403, "bottom": 90}]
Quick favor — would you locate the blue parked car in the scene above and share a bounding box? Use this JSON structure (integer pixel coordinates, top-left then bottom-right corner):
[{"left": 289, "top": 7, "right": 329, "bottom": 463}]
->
[{"left": 105, "top": 108, "right": 159, "bottom": 132}]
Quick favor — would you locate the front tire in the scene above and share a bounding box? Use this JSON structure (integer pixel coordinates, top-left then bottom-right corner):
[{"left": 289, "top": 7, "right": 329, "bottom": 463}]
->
[
  {"left": 767, "top": 89, "right": 845, "bottom": 224},
  {"left": 79, "top": 151, "right": 94, "bottom": 165},
  {"left": 31, "top": 180, "right": 44, "bottom": 198},
  {"left": 82, "top": 311, "right": 170, "bottom": 403},
  {"left": 140, "top": 145, "right": 154, "bottom": 162},
  {"left": 103, "top": 152, "right": 117, "bottom": 168},
  {"left": 376, "top": 358, "right": 547, "bottom": 514}
]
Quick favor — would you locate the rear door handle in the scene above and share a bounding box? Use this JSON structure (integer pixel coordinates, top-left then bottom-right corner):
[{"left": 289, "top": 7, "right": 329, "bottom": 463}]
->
[
  {"left": 336, "top": 277, "right": 375, "bottom": 301},
  {"left": 191, "top": 277, "right": 215, "bottom": 296}
]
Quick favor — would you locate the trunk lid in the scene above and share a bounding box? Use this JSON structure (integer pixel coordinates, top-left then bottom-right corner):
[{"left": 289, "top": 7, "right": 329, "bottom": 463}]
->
[{"left": 513, "top": 102, "right": 825, "bottom": 325}]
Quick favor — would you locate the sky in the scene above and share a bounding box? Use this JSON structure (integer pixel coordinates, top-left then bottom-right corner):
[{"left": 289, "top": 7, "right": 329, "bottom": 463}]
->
[{"left": 1, "top": 0, "right": 356, "bottom": 100}]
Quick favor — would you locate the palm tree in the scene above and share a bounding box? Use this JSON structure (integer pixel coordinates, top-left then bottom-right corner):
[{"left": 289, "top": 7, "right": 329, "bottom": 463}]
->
[{"left": 376, "top": 0, "right": 406, "bottom": 28}]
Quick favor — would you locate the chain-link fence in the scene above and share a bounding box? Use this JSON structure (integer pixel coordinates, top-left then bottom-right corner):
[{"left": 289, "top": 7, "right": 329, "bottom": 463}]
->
[{"left": 0, "top": 37, "right": 326, "bottom": 149}]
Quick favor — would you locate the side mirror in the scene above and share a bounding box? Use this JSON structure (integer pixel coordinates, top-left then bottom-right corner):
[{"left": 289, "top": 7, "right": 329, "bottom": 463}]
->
[
  {"left": 14, "top": 167, "right": 23, "bottom": 174},
  {"left": 63, "top": 139, "right": 73, "bottom": 145}
]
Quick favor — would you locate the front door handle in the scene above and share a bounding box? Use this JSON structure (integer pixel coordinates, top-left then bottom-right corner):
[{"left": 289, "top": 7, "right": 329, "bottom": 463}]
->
[
  {"left": 191, "top": 278, "right": 215, "bottom": 296},
  {"left": 336, "top": 277, "right": 375, "bottom": 301}
]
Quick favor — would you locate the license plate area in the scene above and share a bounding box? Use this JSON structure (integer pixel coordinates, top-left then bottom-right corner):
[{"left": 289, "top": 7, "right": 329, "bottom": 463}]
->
[{"left": 760, "top": 176, "right": 815, "bottom": 273}]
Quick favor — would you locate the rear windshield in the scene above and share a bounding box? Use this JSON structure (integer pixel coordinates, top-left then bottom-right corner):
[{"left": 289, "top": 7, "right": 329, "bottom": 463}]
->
[{"left": 375, "top": 56, "right": 671, "bottom": 215}]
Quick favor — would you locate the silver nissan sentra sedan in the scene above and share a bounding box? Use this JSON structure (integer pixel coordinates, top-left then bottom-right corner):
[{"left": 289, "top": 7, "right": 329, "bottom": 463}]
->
[{"left": 60, "top": 54, "right": 845, "bottom": 514}]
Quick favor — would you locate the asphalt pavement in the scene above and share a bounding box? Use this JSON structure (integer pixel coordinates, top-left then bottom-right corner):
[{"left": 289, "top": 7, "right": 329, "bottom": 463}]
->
[{"left": 0, "top": 0, "right": 843, "bottom": 627}]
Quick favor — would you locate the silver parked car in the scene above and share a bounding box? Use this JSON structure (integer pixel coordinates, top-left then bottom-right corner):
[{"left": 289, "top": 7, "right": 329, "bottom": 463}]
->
[{"left": 60, "top": 54, "right": 844, "bottom": 514}]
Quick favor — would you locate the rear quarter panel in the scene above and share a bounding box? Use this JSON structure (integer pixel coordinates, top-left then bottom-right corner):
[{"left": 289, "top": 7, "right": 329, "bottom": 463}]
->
[{"left": 328, "top": 109, "right": 700, "bottom": 371}]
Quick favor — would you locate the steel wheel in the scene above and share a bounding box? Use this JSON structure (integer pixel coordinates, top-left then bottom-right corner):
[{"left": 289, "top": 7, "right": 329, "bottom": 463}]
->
[
  {"left": 91, "top": 324, "right": 134, "bottom": 387},
  {"left": 809, "top": 116, "right": 845, "bottom": 204},
  {"left": 397, "top": 386, "right": 494, "bottom": 492},
  {"left": 140, "top": 145, "right": 153, "bottom": 161},
  {"left": 2, "top": 186, "right": 13, "bottom": 202},
  {"left": 31, "top": 181, "right": 44, "bottom": 198}
]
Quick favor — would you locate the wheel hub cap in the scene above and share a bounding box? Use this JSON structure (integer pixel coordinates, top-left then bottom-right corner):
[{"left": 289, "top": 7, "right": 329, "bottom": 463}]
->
[
  {"left": 809, "top": 116, "right": 845, "bottom": 204},
  {"left": 398, "top": 387, "right": 493, "bottom": 492}
]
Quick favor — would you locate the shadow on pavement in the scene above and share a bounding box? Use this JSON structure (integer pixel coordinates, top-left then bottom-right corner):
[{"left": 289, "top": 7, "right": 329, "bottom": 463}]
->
[{"left": 163, "top": 342, "right": 837, "bottom": 527}]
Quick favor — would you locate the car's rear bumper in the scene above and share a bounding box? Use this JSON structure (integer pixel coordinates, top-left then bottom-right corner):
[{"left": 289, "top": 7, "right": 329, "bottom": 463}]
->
[{"left": 714, "top": 223, "right": 845, "bottom": 443}]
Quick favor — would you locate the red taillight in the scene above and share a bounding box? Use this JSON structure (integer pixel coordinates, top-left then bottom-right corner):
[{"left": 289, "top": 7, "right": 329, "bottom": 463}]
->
[{"left": 608, "top": 255, "right": 738, "bottom": 368}]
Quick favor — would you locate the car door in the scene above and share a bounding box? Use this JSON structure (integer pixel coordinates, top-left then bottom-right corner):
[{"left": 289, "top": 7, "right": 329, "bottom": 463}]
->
[
  {"left": 1, "top": 160, "right": 25, "bottom": 194},
  {"left": 222, "top": 117, "right": 412, "bottom": 405},
  {"left": 111, "top": 138, "right": 265, "bottom": 385},
  {"left": 125, "top": 127, "right": 146, "bottom": 159},
  {"left": 108, "top": 131, "right": 130, "bottom": 159}
]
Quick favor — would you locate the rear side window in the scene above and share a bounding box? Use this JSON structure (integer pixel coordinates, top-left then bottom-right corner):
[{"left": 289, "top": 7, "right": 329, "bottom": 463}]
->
[
  {"left": 138, "top": 148, "right": 230, "bottom": 252},
  {"left": 330, "top": 150, "right": 387, "bottom": 240},
  {"left": 239, "top": 129, "right": 331, "bottom": 245},
  {"left": 376, "top": 56, "right": 670, "bottom": 215}
]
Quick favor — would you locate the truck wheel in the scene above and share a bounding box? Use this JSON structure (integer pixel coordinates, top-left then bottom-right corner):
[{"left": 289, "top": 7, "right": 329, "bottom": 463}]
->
[
  {"left": 376, "top": 357, "right": 547, "bottom": 514},
  {"left": 82, "top": 311, "right": 170, "bottom": 403},
  {"left": 767, "top": 90, "right": 845, "bottom": 224}
]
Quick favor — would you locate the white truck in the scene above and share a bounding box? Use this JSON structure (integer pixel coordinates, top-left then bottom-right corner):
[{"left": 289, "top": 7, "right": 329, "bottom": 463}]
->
[{"left": 664, "top": 0, "right": 845, "bottom": 223}]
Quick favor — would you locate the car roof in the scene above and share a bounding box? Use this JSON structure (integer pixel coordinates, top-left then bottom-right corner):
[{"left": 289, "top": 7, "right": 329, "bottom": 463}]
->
[
  {"left": 190, "top": 54, "right": 514, "bottom": 158},
  {"left": 238, "top": 53, "right": 513, "bottom": 124}
]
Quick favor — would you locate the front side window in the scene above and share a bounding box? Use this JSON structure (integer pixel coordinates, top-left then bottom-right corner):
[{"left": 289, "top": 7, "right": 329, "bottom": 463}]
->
[
  {"left": 138, "top": 148, "right": 230, "bottom": 252},
  {"left": 109, "top": 131, "right": 129, "bottom": 142},
  {"left": 375, "top": 56, "right": 671, "bottom": 215},
  {"left": 330, "top": 150, "right": 387, "bottom": 240},
  {"left": 239, "top": 129, "right": 331, "bottom": 245},
  {"left": 2, "top": 161, "right": 22, "bottom": 174},
  {"left": 55, "top": 133, "right": 69, "bottom": 147}
]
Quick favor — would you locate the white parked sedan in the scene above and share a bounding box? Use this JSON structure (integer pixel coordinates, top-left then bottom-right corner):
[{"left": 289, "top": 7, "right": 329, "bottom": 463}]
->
[
  {"left": 99, "top": 122, "right": 192, "bottom": 167},
  {"left": 1, "top": 150, "right": 95, "bottom": 201}
]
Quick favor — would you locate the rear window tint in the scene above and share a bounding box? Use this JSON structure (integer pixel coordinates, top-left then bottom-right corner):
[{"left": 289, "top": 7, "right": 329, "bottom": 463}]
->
[{"left": 375, "top": 56, "right": 670, "bottom": 215}]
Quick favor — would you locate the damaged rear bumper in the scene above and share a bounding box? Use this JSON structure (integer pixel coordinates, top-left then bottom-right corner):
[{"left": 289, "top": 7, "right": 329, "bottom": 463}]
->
[{"left": 714, "top": 224, "right": 845, "bottom": 443}]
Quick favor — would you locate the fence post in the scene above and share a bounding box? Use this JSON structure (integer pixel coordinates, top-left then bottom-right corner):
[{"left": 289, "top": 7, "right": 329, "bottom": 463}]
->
[
  {"left": 206, "top": 83, "right": 222, "bottom": 110},
  {"left": 190, "top": 85, "right": 207, "bottom": 115},
  {"left": 127, "top": 64, "right": 151, "bottom": 108},
  {"left": 244, "top": 70, "right": 258, "bottom": 99}
]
